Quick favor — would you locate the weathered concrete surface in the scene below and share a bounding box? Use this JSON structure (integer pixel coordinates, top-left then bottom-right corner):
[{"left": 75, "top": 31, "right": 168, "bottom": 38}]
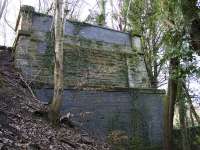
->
[
  {"left": 36, "top": 88, "right": 164, "bottom": 146},
  {"left": 14, "top": 5, "right": 149, "bottom": 89},
  {"left": 13, "top": 6, "right": 164, "bottom": 148},
  {"left": 0, "top": 46, "right": 109, "bottom": 150},
  {"left": 32, "top": 15, "right": 132, "bottom": 46}
]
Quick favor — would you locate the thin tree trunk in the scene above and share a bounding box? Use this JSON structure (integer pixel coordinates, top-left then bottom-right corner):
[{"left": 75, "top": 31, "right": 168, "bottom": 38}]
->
[
  {"left": 123, "top": 0, "right": 132, "bottom": 31},
  {"left": 189, "top": 108, "right": 195, "bottom": 127},
  {"left": 152, "top": 38, "right": 158, "bottom": 88},
  {"left": 110, "top": 0, "right": 114, "bottom": 28},
  {"left": 177, "top": 80, "right": 191, "bottom": 150},
  {"left": 143, "top": 49, "right": 155, "bottom": 88},
  {"left": 182, "top": 82, "right": 200, "bottom": 125},
  {"left": 48, "top": 0, "right": 65, "bottom": 125},
  {"left": 164, "top": 57, "right": 179, "bottom": 150}
]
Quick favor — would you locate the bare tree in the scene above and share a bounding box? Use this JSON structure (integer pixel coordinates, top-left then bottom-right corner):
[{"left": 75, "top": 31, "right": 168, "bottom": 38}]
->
[{"left": 48, "top": 0, "right": 67, "bottom": 125}]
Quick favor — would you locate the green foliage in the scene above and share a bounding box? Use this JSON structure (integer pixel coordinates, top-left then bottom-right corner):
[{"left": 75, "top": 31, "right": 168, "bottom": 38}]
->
[
  {"left": 123, "top": 0, "right": 168, "bottom": 88},
  {"left": 173, "top": 127, "right": 200, "bottom": 150},
  {"left": 193, "top": 134, "right": 200, "bottom": 145},
  {"left": 164, "top": 45, "right": 200, "bottom": 79},
  {"left": 96, "top": 0, "right": 106, "bottom": 26},
  {"left": 128, "top": 136, "right": 146, "bottom": 150},
  {"left": 123, "top": 0, "right": 199, "bottom": 149},
  {"left": 96, "top": 14, "right": 106, "bottom": 26},
  {"left": 161, "top": 0, "right": 200, "bottom": 79},
  {"left": 181, "top": 0, "right": 199, "bottom": 22},
  {"left": 124, "top": 0, "right": 164, "bottom": 35},
  {"left": 124, "top": 0, "right": 199, "bottom": 87}
]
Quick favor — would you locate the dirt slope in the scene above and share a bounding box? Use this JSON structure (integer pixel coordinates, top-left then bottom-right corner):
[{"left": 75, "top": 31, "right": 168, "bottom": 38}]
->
[{"left": 0, "top": 47, "right": 110, "bottom": 150}]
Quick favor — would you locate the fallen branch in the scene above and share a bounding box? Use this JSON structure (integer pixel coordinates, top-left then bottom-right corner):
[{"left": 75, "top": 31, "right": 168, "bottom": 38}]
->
[
  {"left": 60, "top": 137, "right": 78, "bottom": 148},
  {"left": 18, "top": 73, "right": 38, "bottom": 101}
]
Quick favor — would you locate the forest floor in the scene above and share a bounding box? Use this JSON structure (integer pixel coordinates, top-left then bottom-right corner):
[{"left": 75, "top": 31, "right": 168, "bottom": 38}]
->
[{"left": 0, "top": 47, "right": 110, "bottom": 150}]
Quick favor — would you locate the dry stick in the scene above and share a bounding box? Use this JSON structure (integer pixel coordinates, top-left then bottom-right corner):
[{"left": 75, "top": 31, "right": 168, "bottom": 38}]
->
[
  {"left": 0, "top": 72, "right": 20, "bottom": 88},
  {"left": 182, "top": 82, "right": 200, "bottom": 125},
  {"left": 46, "top": 2, "right": 53, "bottom": 14},
  {"left": 18, "top": 73, "right": 38, "bottom": 101},
  {"left": 4, "top": 4, "right": 15, "bottom": 31},
  {"left": 60, "top": 138, "right": 78, "bottom": 149},
  {"left": 0, "top": 0, "right": 7, "bottom": 20},
  {"left": 190, "top": 108, "right": 195, "bottom": 127}
]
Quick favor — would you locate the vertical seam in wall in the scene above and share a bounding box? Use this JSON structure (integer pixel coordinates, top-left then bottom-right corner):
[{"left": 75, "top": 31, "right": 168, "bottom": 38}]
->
[
  {"left": 128, "top": 33, "right": 134, "bottom": 89},
  {"left": 125, "top": 54, "right": 130, "bottom": 89}
]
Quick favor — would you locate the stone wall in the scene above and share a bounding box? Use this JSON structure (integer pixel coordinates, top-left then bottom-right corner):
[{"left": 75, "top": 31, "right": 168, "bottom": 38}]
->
[
  {"left": 36, "top": 88, "right": 164, "bottom": 148},
  {"left": 14, "top": 5, "right": 149, "bottom": 89},
  {"left": 13, "top": 6, "right": 164, "bottom": 148}
]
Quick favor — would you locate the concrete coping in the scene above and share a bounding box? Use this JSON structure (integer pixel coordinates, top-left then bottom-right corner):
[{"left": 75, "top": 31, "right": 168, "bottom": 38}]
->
[
  {"left": 15, "top": 5, "right": 35, "bottom": 31},
  {"left": 15, "top": 5, "right": 141, "bottom": 46},
  {"left": 32, "top": 10, "right": 137, "bottom": 37},
  {"left": 33, "top": 85, "right": 166, "bottom": 94},
  {"left": 16, "top": 5, "right": 134, "bottom": 36}
]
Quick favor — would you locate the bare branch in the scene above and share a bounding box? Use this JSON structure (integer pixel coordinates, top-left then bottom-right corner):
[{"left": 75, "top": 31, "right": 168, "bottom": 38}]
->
[
  {"left": 182, "top": 81, "right": 200, "bottom": 125},
  {"left": 18, "top": 73, "right": 38, "bottom": 101},
  {"left": 3, "top": 1, "right": 14, "bottom": 31},
  {"left": 0, "top": 0, "right": 7, "bottom": 20}
]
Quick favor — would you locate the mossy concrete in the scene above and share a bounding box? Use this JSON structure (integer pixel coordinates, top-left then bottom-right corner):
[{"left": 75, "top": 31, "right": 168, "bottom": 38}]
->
[
  {"left": 14, "top": 6, "right": 149, "bottom": 89},
  {"left": 12, "top": 6, "right": 164, "bottom": 149}
]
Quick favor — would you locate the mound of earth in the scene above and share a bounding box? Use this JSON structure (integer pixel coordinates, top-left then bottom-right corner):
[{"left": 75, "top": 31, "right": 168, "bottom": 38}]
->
[{"left": 0, "top": 47, "right": 110, "bottom": 150}]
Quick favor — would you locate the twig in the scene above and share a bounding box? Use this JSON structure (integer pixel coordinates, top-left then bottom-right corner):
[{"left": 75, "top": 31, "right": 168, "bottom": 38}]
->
[
  {"left": 18, "top": 73, "right": 38, "bottom": 101},
  {"left": 60, "top": 137, "right": 78, "bottom": 148},
  {"left": 3, "top": 1, "right": 15, "bottom": 31},
  {"left": 0, "top": 0, "right": 7, "bottom": 20}
]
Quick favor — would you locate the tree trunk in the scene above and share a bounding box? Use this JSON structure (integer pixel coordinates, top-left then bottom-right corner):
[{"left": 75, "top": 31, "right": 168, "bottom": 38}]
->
[
  {"left": 164, "top": 57, "right": 179, "bottom": 150},
  {"left": 177, "top": 80, "right": 191, "bottom": 150},
  {"left": 182, "top": 82, "right": 200, "bottom": 125},
  {"left": 48, "top": 0, "right": 65, "bottom": 125}
]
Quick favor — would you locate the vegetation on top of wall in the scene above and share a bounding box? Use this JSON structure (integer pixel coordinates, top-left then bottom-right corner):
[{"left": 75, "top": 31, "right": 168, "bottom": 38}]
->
[{"left": 20, "top": 5, "right": 35, "bottom": 14}]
